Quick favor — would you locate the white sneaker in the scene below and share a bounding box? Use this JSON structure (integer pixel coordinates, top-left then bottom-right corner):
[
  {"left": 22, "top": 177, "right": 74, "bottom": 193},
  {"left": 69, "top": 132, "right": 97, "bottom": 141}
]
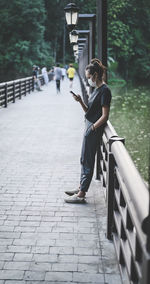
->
[
  {"left": 64, "top": 194, "right": 86, "bottom": 204},
  {"left": 64, "top": 189, "right": 79, "bottom": 196}
]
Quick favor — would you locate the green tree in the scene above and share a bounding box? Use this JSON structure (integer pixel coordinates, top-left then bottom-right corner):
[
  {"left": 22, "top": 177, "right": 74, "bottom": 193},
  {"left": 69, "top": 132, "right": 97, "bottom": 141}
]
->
[
  {"left": 108, "top": 0, "right": 150, "bottom": 83},
  {"left": 0, "top": 0, "right": 53, "bottom": 81},
  {"left": 129, "top": 0, "right": 150, "bottom": 83}
]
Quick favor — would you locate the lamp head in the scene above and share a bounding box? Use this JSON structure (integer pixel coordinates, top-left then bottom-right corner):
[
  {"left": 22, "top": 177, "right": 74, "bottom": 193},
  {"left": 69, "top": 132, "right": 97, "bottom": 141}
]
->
[{"left": 64, "top": 3, "right": 79, "bottom": 31}]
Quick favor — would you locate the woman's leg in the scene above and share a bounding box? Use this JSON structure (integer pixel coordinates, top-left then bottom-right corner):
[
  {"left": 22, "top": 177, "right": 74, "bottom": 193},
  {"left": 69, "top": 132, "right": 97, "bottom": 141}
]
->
[
  {"left": 79, "top": 132, "right": 98, "bottom": 196},
  {"left": 64, "top": 129, "right": 100, "bottom": 202},
  {"left": 80, "top": 163, "right": 95, "bottom": 193}
]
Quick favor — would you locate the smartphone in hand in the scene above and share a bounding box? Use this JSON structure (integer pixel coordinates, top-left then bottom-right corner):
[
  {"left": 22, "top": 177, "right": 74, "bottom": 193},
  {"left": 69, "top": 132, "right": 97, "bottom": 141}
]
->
[{"left": 70, "top": 91, "right": 78, "bottom": 98}]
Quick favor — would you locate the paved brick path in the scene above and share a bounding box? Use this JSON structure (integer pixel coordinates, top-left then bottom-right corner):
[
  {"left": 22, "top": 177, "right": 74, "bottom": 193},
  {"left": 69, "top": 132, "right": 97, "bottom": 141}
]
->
[{"left": 0, "top": 76, "right": 121, "bottom": 283}]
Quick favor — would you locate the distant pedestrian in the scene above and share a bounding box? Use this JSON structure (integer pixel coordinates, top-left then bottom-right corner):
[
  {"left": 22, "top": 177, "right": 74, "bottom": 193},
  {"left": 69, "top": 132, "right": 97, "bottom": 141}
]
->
[
  {"left": 61, "top": 67, "right": 66, "bottom": 80},
  {"left": 49, "top": 67, "right": 55, "bottom": 81},
  {"left": 67, "top": 64, "right": 76, "bottom": 88},
  {"left": 42, "top": 67, "right": 49, "bottom": 85},
  {"left": 65, "top": 58, "right": 112, "bottom": 203},
  {"left": 32, "top": 65, "right": 42, "bottom": 91},
  {"left": 54, "top": 63, "right": 62, "bottom": 93}
]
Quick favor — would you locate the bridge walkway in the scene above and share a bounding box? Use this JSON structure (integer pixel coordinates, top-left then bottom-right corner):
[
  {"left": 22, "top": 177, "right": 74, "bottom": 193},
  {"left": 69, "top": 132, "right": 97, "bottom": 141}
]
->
[{"left": 0, "top": 75, "right": 121, "bottom": 283}]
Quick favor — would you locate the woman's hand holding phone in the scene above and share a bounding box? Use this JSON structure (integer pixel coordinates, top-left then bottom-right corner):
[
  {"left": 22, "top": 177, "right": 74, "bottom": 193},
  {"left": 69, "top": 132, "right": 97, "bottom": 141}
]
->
[{"left": 70, "top": 91, "right": 82, "bottom": 102}]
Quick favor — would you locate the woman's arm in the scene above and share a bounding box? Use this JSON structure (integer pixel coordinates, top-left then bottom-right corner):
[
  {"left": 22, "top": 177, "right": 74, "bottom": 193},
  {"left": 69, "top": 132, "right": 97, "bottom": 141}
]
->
[
  {"left": 92, "top": 105, "right": 110, "bottom": 130},
  {"left": 73, "top": 94, "right": 88, "bottom": 113}
]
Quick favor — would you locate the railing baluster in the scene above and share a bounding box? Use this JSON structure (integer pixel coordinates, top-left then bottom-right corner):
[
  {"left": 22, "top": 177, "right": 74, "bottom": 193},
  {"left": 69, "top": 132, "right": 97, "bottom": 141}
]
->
[
  {"left": 25, "top": 79, "right": 26, "bottom": 96},
  {"left": 28, "top": 79, "right": 30, "bottom": 94},
  {"left": 13, "top": 82, "right": 15, "bottom": 103},
  {"left": 32, "top": 77, "right": 34, "bottom": 92},
  {"left": 96, "top": 146, "right": 101, "bottom": 180},
  {"left": 107, "top": 137, "right": 124, "bottom": 239},
  {"left": 5, "top": 83, "right": 8, "bottom": 108},
  {"left": 19, "top": 80, "right": 22, "bottom": 99},
  {"left": 147, "top": 153, "right": 150, "bottom": 252},
  {"left": 107, "top": 152, "right": 115, "bottom": 239}
]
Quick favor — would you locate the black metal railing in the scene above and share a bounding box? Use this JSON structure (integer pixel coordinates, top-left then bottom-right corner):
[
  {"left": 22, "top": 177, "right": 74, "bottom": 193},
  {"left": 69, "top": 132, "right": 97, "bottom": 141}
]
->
[
  {"left": 79, "top": 74, "right": 150, "bottom": 283},
  {"left": 98, "top": 120, "right": 150, "bottom": 284},
  {"left": 77, "top": 7, "right": 150, "bottom": 281},
  {"left": 0, "top": 74, "right": 46, "bottom": 108}
]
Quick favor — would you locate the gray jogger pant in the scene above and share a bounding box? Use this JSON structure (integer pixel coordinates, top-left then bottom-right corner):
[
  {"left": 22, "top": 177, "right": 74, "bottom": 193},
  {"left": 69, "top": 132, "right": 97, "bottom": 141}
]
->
[{"left": 80, "top": 120, "right": 101, "bottom": 192}]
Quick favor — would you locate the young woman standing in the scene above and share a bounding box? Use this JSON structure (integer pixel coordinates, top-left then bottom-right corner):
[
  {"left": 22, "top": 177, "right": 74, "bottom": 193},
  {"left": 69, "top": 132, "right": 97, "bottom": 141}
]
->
[{"left": 65, "top": 58, "right": 112, "bottom": 203}]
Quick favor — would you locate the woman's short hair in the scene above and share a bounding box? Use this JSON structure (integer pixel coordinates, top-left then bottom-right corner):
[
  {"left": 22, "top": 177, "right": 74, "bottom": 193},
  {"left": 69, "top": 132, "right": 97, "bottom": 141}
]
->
[{"left": 85, "top": 58, "right": 106, "bottom": 80}]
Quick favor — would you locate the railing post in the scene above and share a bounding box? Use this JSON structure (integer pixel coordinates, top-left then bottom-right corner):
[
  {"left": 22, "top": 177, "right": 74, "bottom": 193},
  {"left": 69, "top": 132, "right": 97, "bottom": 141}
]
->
[
  {"left": 5, "top": 83, "right": 8, "bottom": 108},
  {"left": 107, "top": 152, "right": 115, "bottom": 239},
  {"left": 142, "top": 207, "right": 150, "bottom": 253},
  {"left": 19, "top": 80, "right": 22, "bottom": 99},
  {"left": 13, "top": 82, "right": 15, "bottom": 103},
  {"left": 147, "top": 222, "right": 150, "bottom": 252},
  {"left": 107, "top": 136, "right": 125, "bottom": 240},
  {"left": 28, "top": 79, "right": 30, "bottom": 94},
  {"left": 25, "top": 79, "right": 27, "bottom": 96},
  {"left": 139, "top": 214, "right": 150, "bottom": 284},
  {"left": 96, "top": 144, "right": 102, "bottom": 180},
  {"left": 147, "top": 151, "right": 150, "bottom": 252},
  {"left": 32, "top": 77, "right": 34, "bottom": 92}
]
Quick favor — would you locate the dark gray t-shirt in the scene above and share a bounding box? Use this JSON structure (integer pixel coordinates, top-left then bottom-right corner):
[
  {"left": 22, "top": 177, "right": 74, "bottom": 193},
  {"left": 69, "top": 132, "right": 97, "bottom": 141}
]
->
[{"left": 85, "top": 84, "right": 112, "bottom": 123}]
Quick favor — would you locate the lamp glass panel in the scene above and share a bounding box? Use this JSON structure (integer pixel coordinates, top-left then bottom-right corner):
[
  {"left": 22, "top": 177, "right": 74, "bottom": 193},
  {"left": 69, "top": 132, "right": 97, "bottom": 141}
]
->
[
  {"left": 65, "top": 12, "right": 71, "bottom": 25},
  {"left": 73, "top": 45, "right": 78, "bottom": 51},
  {"left": 72, "top": 34, "right": 78, "bottom": 43},
  {"left": 72, "top": 12, "right": 78, "bottom": 25}
]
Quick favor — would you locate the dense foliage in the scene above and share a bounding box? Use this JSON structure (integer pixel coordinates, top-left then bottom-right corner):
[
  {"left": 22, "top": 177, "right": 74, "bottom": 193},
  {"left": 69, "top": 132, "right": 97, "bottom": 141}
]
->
[
  {"left": 0, "top": 0, "right": 149, "bottom": 83},
  {"left": 108, "top": 0, "right": 150, "bottom": 84},
  {"left": 0, "top": 0, "right": 96, "bottom": 81},
  {"left": 0, "top": 0, "right": 53, "bottom": 81},
  {"left": 110, "top": 85, "right": 150, "bottom": 182}
]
